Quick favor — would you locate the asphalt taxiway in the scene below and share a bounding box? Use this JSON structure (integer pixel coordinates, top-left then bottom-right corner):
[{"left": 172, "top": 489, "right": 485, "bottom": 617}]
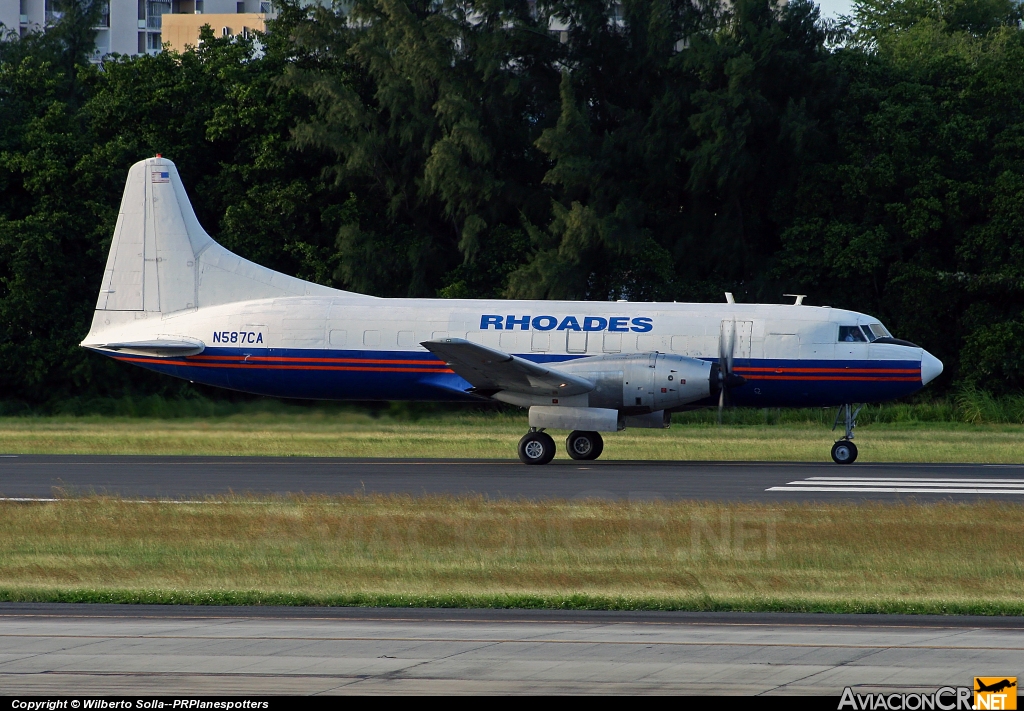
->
[
  {"left": 0, "top": 604, "right": 1020, "bottom": 695},
  {"left": 2, "top": 455, "right": 1024, "bottom": 501}
]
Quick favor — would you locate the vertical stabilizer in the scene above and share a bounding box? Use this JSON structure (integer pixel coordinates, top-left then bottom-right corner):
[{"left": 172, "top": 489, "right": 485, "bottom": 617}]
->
[
  {"left": 97, "top": 156, "right": 210, "bottom": 314},
  {"left": 92, "top": 156, "right": 350, "bottom": 323}
]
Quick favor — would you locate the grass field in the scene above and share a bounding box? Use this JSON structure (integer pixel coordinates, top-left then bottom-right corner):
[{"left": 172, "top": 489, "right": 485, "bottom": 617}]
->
[
  {"left": 2, "top": 405, "right": 1021, "bottom": 614},
  {"left": 1, "top": 410, "right": 1024, "bottom": 462},
  {"left": 0, "top": 496, "right": 1021, "bottom": 614}
]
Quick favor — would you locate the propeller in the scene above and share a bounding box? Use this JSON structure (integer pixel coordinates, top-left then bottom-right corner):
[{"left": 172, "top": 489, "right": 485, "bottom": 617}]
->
[{"left": 716, "top": 318, "right": 746, "bottom": 424}]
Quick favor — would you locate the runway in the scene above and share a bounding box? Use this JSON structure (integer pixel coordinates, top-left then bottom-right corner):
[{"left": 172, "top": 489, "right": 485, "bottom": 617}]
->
[
  {"left": 2, "top": 455, "right": 1024, "bottom": 501},
  {"left": 0, "top": 604, "right": 1020, "bottom": 695}
]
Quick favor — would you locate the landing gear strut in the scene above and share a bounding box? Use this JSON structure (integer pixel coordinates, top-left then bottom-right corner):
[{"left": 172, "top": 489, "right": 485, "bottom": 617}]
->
[
  {"left": 518, "top": 429, "right": 556, "bottom": 465},
  {"left": 566, "top": 431, "right": 604, "bottom": 461},
  {"left": 831, "top": 403, "right": 861, "bottom": 464}
]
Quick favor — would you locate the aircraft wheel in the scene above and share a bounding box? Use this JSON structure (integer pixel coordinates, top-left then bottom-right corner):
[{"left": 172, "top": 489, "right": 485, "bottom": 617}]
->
[
  {"left": 519, "top": 431, "right": 556, "bottom": 465},
  {"left": 566, "top": 431, "right": 604, "bottom": 461},
  {"left": 831, "top": 440, "right": 858, "bottom": 465}
]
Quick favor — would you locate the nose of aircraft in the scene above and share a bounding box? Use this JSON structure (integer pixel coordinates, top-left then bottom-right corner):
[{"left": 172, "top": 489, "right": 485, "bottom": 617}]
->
[{"left": 921, "top": 350, "right": 943, "bottom": 385}]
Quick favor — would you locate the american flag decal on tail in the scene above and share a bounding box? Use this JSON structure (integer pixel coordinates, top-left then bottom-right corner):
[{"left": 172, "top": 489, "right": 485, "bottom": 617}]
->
[{"left": 151, "top": 171, "right": 169, "bottom": 183}]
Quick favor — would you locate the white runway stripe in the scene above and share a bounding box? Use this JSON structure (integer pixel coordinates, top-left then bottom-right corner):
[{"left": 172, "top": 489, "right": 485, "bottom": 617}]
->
[
  {"left": 767, "top": 475, "right": 1024, "bottom": 494},
  {"left": 768, "top": 486, "right": 1024, "bottom": 494},
  {"left": 790, "top": 481, "right": 1024, "bottom": 488},
  {"left": 806, "top": 476, "right": 1024, "bottom": 484}
]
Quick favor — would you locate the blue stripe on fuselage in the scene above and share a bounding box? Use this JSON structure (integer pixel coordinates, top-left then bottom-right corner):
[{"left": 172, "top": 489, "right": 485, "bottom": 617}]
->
[{"left": 109, "top": 348, "right": 923, "bottom": 407}]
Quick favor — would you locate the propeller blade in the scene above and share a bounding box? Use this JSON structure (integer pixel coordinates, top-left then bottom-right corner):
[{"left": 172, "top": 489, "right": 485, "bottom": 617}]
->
[
  {"left": 725, "top": 318, "right": 736, "bottom": 376},
  {"left": 717, "top": 318, "right": 739, "bottom": 425}
]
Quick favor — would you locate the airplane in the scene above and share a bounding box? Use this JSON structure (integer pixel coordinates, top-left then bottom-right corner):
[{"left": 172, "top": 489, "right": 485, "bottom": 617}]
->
[
  {"left": 976, "top": 679, "right": 1017, "bottom": 694},
  {"left": 80, "top": 157, "right": 943, "bottom": 465}
]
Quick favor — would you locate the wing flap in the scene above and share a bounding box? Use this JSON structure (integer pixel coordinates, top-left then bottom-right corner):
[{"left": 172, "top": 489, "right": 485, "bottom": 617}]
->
[{"left": 421, "top": 338, "right": 593, "bottom": 396}]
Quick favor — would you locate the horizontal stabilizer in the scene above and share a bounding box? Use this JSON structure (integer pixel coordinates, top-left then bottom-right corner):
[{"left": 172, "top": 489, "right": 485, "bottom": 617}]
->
[
  {"left": 421, "top": 338, "right": 593, "bottom": 396},
  {"left": 91, "top": 339, "right": 205, "bottom": 357}
]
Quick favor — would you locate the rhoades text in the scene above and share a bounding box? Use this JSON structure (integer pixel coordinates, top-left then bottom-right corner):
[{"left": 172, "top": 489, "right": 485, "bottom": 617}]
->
[{"left": 480, "top": 315, "right": 654, "bottom": 332}]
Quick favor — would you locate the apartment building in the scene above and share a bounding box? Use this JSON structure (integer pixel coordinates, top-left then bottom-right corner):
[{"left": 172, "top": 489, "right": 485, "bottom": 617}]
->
[
  {"left": 0, "top": 0, "right": 273, "bottom": 58},
  {"left": 1, "top": 1, "right": 638, "bottom": 60}
]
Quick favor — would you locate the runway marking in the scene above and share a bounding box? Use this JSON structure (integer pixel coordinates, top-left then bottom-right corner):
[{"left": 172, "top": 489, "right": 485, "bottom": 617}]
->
[
  {"left": 3, "top": 611, "right": 1024, "bottom": 633},
  {"left": 770, "top": 487, "right": 1024, "bottom": 494},
  {"left": 0, "top": 633, "right": 1020, "bottom": 650},
  {"left": 768, "top": 476, "right": 1024, "bottom": 494},
  {"left": 807, "top": 477, "right": 1024, "bottom": 484},
  {"left": 794, "top": 481, "right": 1024, "bottom": 488}
]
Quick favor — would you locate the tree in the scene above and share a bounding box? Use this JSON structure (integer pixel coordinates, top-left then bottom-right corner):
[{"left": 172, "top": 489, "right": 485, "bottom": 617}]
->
[
  {"left": 0, "top": 4, "right": 344, "bottom": 402},
  {"left": 778, "top": 0, "right": 1024, "bottom": 385}
]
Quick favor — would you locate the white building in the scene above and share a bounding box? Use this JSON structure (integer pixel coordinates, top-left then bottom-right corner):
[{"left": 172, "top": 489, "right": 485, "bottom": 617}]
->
[
  {"left": 0, "top": 0, "right": 273, "bottom": 59},
  {"left": 1, "top": 1, "right": 651, "bottom": 61}
]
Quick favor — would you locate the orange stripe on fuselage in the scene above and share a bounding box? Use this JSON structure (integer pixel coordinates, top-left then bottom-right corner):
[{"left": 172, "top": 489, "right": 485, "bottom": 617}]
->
[
  {"left": 190, "top": 355, "right": 443, "bottom": 366},
  {"left": 742, "top": 375, "right": 920, "bottom": 382},
  {"left": 112, "top": 357, "right": 918, "bottom": 381},
  {"left": 735, "top": 367, "right": 920, "bottom": 375},
  {"left": 112, "top": 356, "right": 453, "bottom": 373}
]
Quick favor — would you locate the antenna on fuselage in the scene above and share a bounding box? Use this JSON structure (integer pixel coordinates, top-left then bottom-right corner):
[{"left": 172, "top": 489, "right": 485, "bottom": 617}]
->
[
  {"left": 724, "top": 292, "right": 735, "bottom": 304},
  {"left": 783, "top": 294, "right": 806, "bottom": 305}
]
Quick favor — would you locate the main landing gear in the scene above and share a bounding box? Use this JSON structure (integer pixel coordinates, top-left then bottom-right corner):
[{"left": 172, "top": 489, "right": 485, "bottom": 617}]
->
[
  {"left": 517, "top": 429, "right": 605, "bottom": 464},
  {"left": 831, "top": 403, "right": 862, "bottom": 464},
  {"left": 566, "top": 430, "right": 604, "bottom": 461}
]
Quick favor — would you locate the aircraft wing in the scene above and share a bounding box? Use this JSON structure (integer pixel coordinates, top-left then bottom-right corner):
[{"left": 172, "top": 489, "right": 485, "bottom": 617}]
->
[{"left": 421, "top": 338, "right": 593, "bottom": 396}]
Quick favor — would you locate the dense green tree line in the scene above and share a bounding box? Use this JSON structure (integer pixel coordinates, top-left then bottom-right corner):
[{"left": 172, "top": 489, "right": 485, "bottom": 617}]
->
[{"left": 2, "top": 0, "right": 1024, "bottom": 402}]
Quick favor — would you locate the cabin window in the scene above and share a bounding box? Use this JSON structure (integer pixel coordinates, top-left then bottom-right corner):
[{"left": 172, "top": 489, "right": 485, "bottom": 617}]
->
[
  {"left": 566, "top": 331, "right": 588, "bottom": 353},
  {"left": 839, "top": 326, "right": 866, "bottom": 342},
  {"left": 469, "top": 330, "right": 500, "bottom": 348},
  {"left": 397, "top": 330, "right": 415, "bottom": 347},
  {"left": 329, "top": 329, "right": 346, "bottom": 347},
  {"left": 363, "top": 330, "right": 381, "bottom": 347}
]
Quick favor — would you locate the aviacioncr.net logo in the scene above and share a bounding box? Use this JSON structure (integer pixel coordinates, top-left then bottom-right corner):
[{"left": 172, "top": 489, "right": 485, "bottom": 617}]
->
[
  {"left": 974, "top": 677, "right": 1017, "bottom": 710},
  {"left": 839, "top": 687, "right": 973, "bottom": 710}
]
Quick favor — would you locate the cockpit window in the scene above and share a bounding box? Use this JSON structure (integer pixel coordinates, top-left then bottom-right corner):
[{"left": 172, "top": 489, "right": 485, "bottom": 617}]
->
[
  {"left": 865, "top": 323, "right": 890, "bottom": 340},
  {"left": 839, "top": 326, "right": 867, "bottom": 342}
]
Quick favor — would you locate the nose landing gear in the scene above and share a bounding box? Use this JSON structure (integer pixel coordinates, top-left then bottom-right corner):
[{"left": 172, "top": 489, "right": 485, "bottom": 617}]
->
[
  {"left": 831, "top": 439, "right": 858, "bottom": 464},
  {"left": 831, "top": 403, "right": 861, "bottom": 464}
]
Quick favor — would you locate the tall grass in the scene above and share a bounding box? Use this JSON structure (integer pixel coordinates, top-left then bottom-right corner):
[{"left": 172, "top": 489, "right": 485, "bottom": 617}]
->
[
  {"left": 674, "top": 388, "right": 1024, "bottom": 425},
  {"left": 0, "top": 395, "right": 499, "bottom": 421},
  {"left": 953, "top": 386, "right": 1024, "bottom": 424},
  {"left": 5, "top": 388, "right": 1024, "bottom": 424},
  {"left": 0, "top": 497, "right": 1022, "bottom": 613}
]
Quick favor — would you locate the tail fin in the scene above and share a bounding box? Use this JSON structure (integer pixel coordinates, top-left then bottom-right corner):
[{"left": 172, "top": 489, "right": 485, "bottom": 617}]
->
[{"left": 94, "top": 156, "right": 343, "bottom": 317}]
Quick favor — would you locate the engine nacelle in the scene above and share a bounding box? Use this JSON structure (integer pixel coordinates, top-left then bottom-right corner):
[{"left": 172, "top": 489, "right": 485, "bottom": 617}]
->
[{"left": 557, "top": 352, "right": 713, "bottom": 413}]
